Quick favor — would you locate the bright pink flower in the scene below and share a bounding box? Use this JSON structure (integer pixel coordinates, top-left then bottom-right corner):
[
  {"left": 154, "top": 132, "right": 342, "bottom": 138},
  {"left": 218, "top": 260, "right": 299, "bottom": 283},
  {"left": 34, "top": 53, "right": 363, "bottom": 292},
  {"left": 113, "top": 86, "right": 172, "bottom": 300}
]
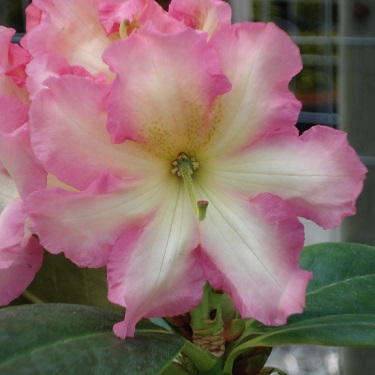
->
[{"left": 25, "top": 14, "right": 366, "bottom": 340}]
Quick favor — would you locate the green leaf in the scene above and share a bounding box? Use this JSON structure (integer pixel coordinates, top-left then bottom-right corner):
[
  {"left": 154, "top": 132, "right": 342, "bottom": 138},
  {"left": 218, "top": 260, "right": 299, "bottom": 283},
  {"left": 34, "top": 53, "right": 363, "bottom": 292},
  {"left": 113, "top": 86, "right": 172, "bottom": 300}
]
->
[
  {"left": 24, "top": 251, "right": 120, "bottom": 310},
  {"left": 224, "top": 242, "right": 375, "bottom": 373},
  {"left": 0, "top": 304, "right": 185, "bottom": 375}
]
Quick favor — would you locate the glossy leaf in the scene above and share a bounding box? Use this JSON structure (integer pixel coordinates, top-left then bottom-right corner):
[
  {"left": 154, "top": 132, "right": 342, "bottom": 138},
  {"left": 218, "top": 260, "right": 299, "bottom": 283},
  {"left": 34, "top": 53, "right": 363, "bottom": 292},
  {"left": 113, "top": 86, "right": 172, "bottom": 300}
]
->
[
  {"left": 0, "top": 304, "right": 185, "bottom": 374},
  {"left": 224, "top": 242, "right": 375, "bottom": 373},
  {"left": 24, "top": 251, "right": 120, "bottom": 310}
]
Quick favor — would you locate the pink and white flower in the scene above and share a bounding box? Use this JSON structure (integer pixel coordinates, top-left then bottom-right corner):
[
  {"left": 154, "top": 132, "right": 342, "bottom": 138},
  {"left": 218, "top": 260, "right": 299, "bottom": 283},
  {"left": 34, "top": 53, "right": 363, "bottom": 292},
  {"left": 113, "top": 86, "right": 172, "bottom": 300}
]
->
[
  {"left": 98, "top": 0, "right": 183, "bottom": 37},
  {"left": 20, "top": 0, "right": 366, "bottom": 340},
  {"left": 169, "top": 0, "right": 231, "bottom": 36},
  {"left": 23, "top": 0, "right": 116, "bottom": 77}
]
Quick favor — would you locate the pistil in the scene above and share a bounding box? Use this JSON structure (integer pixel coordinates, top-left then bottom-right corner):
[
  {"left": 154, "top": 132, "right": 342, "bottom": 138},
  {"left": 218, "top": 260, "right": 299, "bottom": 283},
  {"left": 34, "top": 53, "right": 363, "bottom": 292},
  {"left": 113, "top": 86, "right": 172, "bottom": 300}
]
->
[{"left": 171, "top": 153, "right": 208, "bottom": 221}]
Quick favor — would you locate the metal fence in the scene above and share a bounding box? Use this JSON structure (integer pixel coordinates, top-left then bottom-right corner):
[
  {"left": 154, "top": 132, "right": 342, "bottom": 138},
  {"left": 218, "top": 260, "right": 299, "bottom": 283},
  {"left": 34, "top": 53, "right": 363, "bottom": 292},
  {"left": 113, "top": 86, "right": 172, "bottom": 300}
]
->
[
  {"left": 8, "top": 0, "right": 338, "bottom": 131},
  {"left": 232, "top": 0, "right": 339, "bottom": 131}
]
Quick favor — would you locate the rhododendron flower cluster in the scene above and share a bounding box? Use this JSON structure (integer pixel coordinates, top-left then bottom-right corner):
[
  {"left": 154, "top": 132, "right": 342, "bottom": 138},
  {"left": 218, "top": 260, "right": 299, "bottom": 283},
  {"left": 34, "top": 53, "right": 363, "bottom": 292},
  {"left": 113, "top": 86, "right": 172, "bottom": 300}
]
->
[{"left": 0, "top": 0, "right": 366, "bottom": 339}]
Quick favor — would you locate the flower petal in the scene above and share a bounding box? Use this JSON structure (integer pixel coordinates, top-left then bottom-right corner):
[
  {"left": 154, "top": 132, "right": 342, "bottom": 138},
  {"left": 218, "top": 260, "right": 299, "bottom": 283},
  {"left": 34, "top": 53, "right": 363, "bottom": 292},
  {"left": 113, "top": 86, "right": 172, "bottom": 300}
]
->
[
  {"left": 103, "top": 28, "right": 231, "bottom": 158},
  {"left": 207, "top": 126, "right": 367, "bottom": 229},
  {"left": 99, "top": 0, "right": 143, "bottom": 36},
  {"left": 0, "top": 96, "right": 46, "bottom": 197},
  {"left": 0, "top": 26, "right": 30, "bottom": 85},
  {"left": 0, "top": 168, "right": 18, "bottom": 212},
  {"left": 108, "top": 183, "right": 204, "bottom": 338},
  {"left": 198, "top": 190, "right": 311, "bottom": 326},
  {"left": 0, "top": 27, "right": 19, "bottom": 74},
  {"left": 205, "top": 22, "right": 302, "bottom": 155},
  {"left": 26, "top": 172, "right": 170, "bottom": 268},
  {"left": 26, "top": 54, "right": 102, "bottom": 100},
  {"left": 0, "top": 199, "right": 43, "bottom": 305},
  {"left": 0, "top": 27, "right": 29, "bottom": 102},
  {"left": 0, "top": 95, "right": 28, "bottom": 133},
  {"left": 169, "top": 0, "right": 232, "bottom": 36},
  {"left": 98, "top": 0, "right": 182, "bottom": 36},
  {"left": 25, "top": 0, "right": 115, "bottom": 76},
  {"left": 0, "top": 125, "right": 47, "bottom": 198},
  {"left": 24, "top": 2, "right": 42, "bottom": 34},
  {"left": 0, "top": 76, "right": 29, "bottom": 104},
  {"left": 30, "top": 75, "right": 157, "bottom": 190},
  {"left": 0, "top": 199, "right": 24, "bottom": 249}
]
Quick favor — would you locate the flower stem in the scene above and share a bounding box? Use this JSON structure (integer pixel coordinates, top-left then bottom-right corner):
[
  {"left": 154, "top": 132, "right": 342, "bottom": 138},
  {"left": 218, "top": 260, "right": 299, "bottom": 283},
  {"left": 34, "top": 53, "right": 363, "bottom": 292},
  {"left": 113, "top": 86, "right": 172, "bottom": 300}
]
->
[
  {"left": 189, "top": 283, "right": 225, "bottom": 357},
  {"left": 161, "top": 361, "right": 193, "bottom": 375},
  {"left": 22, "top": 290, "right": 44, "bottom": 304}
]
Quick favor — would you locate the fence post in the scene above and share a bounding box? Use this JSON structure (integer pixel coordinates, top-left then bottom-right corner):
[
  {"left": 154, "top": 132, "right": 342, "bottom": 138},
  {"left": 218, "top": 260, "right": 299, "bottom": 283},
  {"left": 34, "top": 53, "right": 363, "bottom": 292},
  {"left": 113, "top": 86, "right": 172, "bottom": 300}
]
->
[
  {"left": 339, "top": 0, "right": 375, "bottom": 373},
  {"left": 230, "top": 0, "right": 253, "bottom": 22}
]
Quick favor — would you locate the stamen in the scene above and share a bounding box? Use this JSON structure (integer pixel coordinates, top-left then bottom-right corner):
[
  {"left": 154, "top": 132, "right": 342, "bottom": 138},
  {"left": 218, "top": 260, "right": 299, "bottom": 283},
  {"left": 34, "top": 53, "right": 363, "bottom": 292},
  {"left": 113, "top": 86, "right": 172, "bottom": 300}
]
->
[
  {"left": 119, "top": 16, "right": 141, "bottom": 39},
  {"left": 171, "top": 153, "right": 208, "bottom": 221},
  {"left": 119, "top": 19, "right": 130, "bottom": 39}
]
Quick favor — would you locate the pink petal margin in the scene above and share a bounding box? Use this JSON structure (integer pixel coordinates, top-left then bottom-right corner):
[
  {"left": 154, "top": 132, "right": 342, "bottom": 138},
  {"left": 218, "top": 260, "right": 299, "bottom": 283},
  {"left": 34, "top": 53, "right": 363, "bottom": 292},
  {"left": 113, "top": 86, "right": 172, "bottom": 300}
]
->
[
  {"left": 98, "top": 0, "right": 182, "bottom": 36},
  {"left": 294, "top": 125, "right": 367, "bottom": 228},
  {"left": 0, "top": 199, "right": 43, "bottom": 305},
  {"left": 107, "top": 186, "right": 205, "bottom": 338},
  {"left": 169, "top": 0, "right": 232, "bottom": 35},
  {"left": 211, "top": 125, "right": 367, "bottom": 230},
  {"left": 205, "top": 22, "right": 302, "bottom": 155},
  {"left": 0, "top": 96, "right": 46, "bottom": 197},
  {"left": 0, "top": 26, "right": 30, "bottom": 87},
  {"left": 200, "top": 193, "right": 312, "bottom": 326},
  {"left": 26, "top": 173, "right": 133, "bottom": 268}
]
